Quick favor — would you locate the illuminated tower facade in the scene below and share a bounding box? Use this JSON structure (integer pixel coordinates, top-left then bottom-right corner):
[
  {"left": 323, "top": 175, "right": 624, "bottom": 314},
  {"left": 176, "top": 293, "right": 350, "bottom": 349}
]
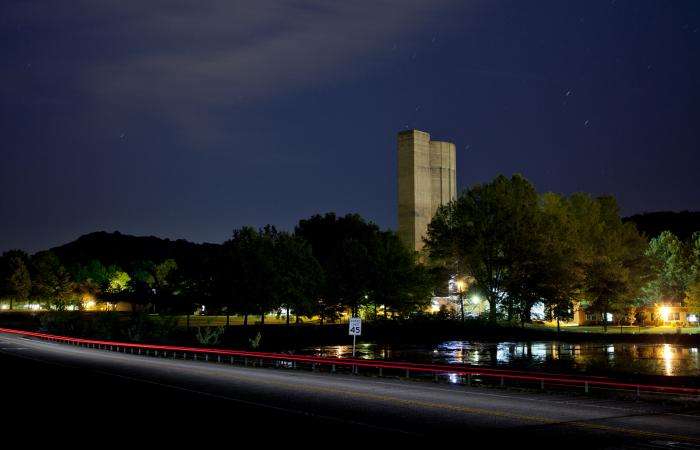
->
[{"left": 398, "top": 130, "right": 456, "bottom": 252}]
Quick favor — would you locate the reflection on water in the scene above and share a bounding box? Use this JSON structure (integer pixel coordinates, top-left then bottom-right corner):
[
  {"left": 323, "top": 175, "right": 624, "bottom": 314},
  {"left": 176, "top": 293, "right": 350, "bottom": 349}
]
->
[{"left": 302, "top": 341, "right": 700, "bottom": 377}]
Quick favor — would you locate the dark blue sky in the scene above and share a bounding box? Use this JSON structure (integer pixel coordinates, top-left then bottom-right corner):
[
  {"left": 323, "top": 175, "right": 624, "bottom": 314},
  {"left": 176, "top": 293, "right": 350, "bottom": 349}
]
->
[{"left": 1, "top": 1, "right": 699, "bottom": 253}]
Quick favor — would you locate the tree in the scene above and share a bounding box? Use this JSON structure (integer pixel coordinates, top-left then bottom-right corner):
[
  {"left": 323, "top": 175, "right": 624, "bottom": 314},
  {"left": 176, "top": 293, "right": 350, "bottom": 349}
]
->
[
  {"left": 172, "top": 253, "right": 217, "bottom": 323},
  {"left": 296, "top": 213, "right": 378, "bottom": 321},
  {"left": 426, "top": 176, "right": 650, "bottom": 330},
  {"left": 684, "top": 232, "right": 700, "bottom": 317},
  {"left": 538, "top": 192, "right": 593, "bottom": 330},
  {"left": 370, "top": 231, "right": 434, "bottom": 319},
  {"left": 295, "top": 212, "right": 434, "bottom": 322},
  {"left": 70, "top": 260, "right": 110, "bottom": 288},
  {"left": 126, "top": 263, "right": 156, "bottom": 312},
  {"left": 1, "top": 250, "right": 32, "bottom": 309},
  {"left": 642, "top": 231, "right": 693, "bottom": 304},
  {"left": 152, "top": 259, "right": 178, "bottom": 313},
  {"left": 685, "top": 281, "right": 700, "bottom": 318},
  {"left": 219, "top": 227, "right": 278, "bottom": 325},
  {"left": 579, "top": 196, "right": 649, "bottom": 332},
  {"left": 425, "top": 174, "right": 541, "bottom": 323},
  {"left": 70, "top": 260, "right": 107, "bottom": 309},
  {"left": 30, "top": 251, "right": 74, "bottom": 310},
  {"left": 274, "top": 233, "right": 322, "bottom": 325}
]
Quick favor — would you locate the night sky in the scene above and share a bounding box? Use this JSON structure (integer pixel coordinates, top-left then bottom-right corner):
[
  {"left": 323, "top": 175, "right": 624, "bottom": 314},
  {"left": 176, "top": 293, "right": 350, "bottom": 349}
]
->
[{"left": 2, "top": 1, "right": 699, "bottom": 253}]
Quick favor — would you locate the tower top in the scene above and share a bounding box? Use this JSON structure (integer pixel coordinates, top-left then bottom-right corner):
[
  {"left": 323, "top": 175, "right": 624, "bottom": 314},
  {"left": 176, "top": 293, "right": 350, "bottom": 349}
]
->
[
  {"left": 397, "top": 130, "right": 456, "bottom": 252},
  {"left": 398, "top": 129, "right": 430, "bottom": 136}
]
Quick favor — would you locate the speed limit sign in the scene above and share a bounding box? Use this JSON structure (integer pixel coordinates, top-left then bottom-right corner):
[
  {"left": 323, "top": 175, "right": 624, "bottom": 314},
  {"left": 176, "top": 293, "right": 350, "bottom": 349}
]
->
[{"left": 349, "top": 317, "right": 362, "bottom": 336}]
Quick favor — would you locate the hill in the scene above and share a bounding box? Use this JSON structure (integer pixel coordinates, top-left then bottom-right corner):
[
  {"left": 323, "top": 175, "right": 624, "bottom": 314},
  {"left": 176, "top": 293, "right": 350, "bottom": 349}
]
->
[
  {"left": 624, "top": 211, "right": 700, "bottom": 241},
  {"left": 49, "top": 231, "right": 220, "bottom": 270}
]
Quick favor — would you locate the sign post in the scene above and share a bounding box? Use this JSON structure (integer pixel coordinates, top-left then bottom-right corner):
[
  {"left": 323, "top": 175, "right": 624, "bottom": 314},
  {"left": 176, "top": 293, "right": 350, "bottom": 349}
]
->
[{"left": 349, "top": 317, "right": 361, "bottom": 357}]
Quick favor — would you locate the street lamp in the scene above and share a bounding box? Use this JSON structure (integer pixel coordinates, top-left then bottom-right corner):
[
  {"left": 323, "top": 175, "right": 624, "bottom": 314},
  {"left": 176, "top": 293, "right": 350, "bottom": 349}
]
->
[{"left": 455, "top": 279, "right": 466, "bottom": 323}]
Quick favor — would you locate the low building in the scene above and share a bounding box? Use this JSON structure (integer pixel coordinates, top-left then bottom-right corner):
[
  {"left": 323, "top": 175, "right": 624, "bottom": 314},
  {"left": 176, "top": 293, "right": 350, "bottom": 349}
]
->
[
  {"left": 573, "top": 301, "right": 697, "bottom": 327},
  {"left": 645, "top": 302, "right": 695, "bottom": 326}
]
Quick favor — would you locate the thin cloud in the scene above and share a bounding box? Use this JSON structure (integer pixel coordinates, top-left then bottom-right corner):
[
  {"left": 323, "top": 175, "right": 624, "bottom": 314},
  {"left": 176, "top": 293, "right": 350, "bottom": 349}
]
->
[{"left": 88, "top": 0, "right": 461, "bottom": 105}]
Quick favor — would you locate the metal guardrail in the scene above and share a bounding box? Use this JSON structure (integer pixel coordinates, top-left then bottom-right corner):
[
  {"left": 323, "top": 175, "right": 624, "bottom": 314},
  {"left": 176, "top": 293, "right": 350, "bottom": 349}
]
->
[{"left": 1, "top": 327, "right": 698, "bottom": 401}]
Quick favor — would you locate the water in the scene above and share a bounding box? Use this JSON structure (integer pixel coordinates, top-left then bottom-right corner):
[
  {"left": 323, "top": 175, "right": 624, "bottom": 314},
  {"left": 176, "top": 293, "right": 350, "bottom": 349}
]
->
[{"left": 299, "top": 341, "right": 700, "bottom": 377}]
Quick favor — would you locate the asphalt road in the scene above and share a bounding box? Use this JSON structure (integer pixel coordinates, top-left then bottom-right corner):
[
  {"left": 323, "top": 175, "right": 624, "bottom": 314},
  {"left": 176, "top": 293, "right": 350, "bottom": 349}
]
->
[{"left": 1, "top": 331, "right": 699, "bottom": 448}]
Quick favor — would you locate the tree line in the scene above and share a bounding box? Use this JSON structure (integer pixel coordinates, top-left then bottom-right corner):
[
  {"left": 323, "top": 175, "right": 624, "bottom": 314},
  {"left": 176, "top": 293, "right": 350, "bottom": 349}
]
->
[
  {"left": 2, "top": 175, "right": 698, "bottom": 330},
  {"left": 0, "top": 213, "right": 435, "bottom": 323},
  {"left": 426, "top": 174, "right": 700, "bottom": 329}
]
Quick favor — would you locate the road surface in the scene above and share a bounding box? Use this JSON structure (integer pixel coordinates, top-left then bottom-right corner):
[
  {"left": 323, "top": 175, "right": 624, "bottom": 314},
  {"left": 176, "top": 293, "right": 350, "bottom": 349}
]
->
[{"left": 1, "top": 331, "right": 698, "bottom": 447}]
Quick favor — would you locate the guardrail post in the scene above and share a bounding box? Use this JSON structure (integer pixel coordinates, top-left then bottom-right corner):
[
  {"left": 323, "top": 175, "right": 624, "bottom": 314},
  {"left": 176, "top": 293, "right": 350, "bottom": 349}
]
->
[
  {"left": 540, "top": 380, "right": 545, "bottom": 391},
  {"left": 467, "top": 374, "right": 471, "bottom": 386},
  {"left": 434, "top": 372, "right": 438, "bottom": 382},
  {"left": 405, "top": 369, "right": 410, "bottom": 379},
  {"left": 230, "top": 356, "right": 234, "bottom": 364},
  {"left": 244, "top": 357, "right": 248, "bottom": 367},
  {"left": 636, "top": 385, "right": 640, "bottom": 401},
  {"left": 378, "top": 367, "right": 382, "bottom": 377},
  {"left": 194, "top": 354, "right": 197, "bottom": 361},
  {"left": 205, "top": 354, "right": 208, "bottom": 362},
  {"left": 155, "top": 350, "right": 158, "bottom": 357},
  {"left": 585, "top": 382, "right": 589, "bottom": 394},
  {"left": 331, "top": 364, "right": 336, "bottom": 373},
  {"left": 218, "top": 355, "right": 221, "bottom": 363},
  {"left": 500, "top": 376, "right": 504, "bottom": 387}
]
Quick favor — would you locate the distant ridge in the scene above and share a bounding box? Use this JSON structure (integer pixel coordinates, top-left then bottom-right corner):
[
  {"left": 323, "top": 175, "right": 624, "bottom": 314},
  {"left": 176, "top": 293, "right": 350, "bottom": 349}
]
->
[
  {"left": 624, "top": 211, "right": 700, "bottom": 241},
  {"left": 49, "top": 231, "right": 220, "bottom": 270}
]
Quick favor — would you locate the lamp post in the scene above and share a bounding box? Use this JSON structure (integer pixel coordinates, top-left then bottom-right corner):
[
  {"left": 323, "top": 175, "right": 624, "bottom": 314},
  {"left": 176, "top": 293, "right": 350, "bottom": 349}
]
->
[{"left": 456, "top": 280, "right": 466, "bottom": 323}]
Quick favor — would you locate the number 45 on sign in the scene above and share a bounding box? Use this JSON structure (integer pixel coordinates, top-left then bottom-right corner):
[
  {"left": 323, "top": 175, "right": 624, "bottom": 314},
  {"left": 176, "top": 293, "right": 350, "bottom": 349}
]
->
[
  {"left": 349, "top": 317, "right": 362, "bottom": 336},
  {"left": 349, "top": 317, "right": 361, "bottom": 357}
]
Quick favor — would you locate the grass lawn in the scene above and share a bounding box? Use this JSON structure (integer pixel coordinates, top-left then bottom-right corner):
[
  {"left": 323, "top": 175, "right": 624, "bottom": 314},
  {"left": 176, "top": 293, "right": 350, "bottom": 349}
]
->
[
  {"left": 527, "top": 323, "right": 700, "bottom": 334},
  {"left": 168, "top": 315, "right": 331, "bottom": 327},
  {"left": 170, "top": 316, "right": 700, "bottom": 334}
]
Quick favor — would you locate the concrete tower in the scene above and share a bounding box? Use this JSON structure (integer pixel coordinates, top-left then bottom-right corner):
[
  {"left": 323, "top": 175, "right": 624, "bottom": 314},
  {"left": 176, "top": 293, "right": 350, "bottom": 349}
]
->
[{"left": 398, "top": 130, "right": 456, "bottom": 252}]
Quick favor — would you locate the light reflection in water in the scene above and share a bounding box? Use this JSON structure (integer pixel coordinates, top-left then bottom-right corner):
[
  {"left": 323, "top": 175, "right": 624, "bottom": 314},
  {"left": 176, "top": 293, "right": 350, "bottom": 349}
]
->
[
  {"left": 304, "top": 341, "right": 700, "bottom": 376},
  {"left": 663, "top": 344, "right": 673, "bottom": 376}
]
